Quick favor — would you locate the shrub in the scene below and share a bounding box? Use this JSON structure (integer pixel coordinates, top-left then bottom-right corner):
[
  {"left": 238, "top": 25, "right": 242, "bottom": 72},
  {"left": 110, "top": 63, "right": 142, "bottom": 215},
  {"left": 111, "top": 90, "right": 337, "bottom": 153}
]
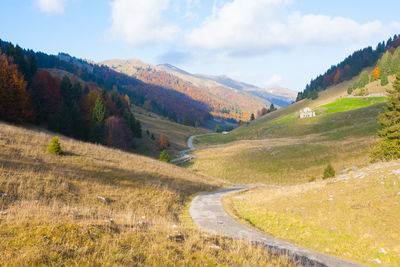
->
[
  {"left": 46, "top": 136, "right": 63, "bottom": 155},
  {"left": 323, "top": 164, "right": 335, "bottom": 179},
  {"left": 347, "top": 86, "right": 353, "bottom": 95},
  {"left": 159, "top": 150, "right": 170, "bottom": 163}
]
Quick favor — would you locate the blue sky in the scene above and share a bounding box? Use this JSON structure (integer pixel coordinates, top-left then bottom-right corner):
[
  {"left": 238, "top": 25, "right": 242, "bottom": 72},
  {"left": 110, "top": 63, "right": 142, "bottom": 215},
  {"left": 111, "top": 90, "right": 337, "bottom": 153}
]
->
[{"left": 1, "top": 0, "right": 400, "bottom": 92}]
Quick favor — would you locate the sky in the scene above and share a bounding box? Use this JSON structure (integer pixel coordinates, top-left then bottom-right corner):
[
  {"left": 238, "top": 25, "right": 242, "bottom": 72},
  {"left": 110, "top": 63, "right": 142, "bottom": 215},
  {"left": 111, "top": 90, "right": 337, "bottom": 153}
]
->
[{"left": 1, "top": 0, "right": 400, "bottom": 92}]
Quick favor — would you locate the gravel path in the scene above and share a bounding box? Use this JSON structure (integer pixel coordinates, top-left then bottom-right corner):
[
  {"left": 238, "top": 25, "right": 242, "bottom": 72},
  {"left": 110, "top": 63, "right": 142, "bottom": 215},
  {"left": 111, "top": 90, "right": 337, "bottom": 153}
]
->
[
  {"left": 189, "top": 187, "right": 364, "bottom": 267},
  {"left": 170, "top": 133, "right": 215, "bottom": 164}
]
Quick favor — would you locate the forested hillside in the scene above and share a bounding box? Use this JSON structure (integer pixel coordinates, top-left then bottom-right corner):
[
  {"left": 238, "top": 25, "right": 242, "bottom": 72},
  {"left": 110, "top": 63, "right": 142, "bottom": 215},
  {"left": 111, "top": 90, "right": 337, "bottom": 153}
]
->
[
  {"left": 103, "top": 60, "right": 270, "bottom": 122},
  {"left": 298, "top": 35, "right": 400, "bottom": 100},
  {"left": 0, "top": 39, "right": 213, "bottom": 128}
]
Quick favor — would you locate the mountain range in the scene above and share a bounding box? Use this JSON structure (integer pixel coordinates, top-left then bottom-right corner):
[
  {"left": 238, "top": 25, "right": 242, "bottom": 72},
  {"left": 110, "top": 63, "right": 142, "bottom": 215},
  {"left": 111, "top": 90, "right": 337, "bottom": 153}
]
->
[{"left": 101, "top": 59, "right": 297, "bottom": 121}]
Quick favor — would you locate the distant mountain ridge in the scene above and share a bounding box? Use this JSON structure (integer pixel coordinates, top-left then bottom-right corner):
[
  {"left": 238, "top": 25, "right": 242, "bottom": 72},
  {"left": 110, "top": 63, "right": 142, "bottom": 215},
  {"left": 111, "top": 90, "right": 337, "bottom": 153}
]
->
[
  {"left": 101, "top": 59, "right": 297, "bottom": 121},
  {"left": 156, "top": 63, "right": 296, "bottom": 105}
]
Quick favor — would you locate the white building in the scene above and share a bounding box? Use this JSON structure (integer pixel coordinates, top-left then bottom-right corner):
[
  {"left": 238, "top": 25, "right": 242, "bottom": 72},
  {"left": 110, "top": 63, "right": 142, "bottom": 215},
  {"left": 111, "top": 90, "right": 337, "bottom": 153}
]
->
[{"left": 299, "top": 107, "right": 316, "bottom": 118}]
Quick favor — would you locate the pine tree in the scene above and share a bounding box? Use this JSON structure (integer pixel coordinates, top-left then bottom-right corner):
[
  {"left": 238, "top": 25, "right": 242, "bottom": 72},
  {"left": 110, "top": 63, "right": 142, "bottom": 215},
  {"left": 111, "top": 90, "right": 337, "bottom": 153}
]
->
[
  {"left": 323, "top": 164, "right": 335, "bottom": 179},
  {"left": 46, "top": 136, "right": 63, "bottom": 155},
  {"left": 381, "top": 72, "right": 389, "bottom": 86},
  {"left": 90, "top": 96, "right": 105, "bottom": 142},
  {"left": 370, "top": 73, "right": 400, "bottom": 162},
  {"left": 250, "top": 113, "right": 255, "bottom": 121},
  {"left": 215, "top": 124, "right": 221, "bottom": 133},
  {"left": 159, "top": 150, "right": 170, "bottom": 162}
]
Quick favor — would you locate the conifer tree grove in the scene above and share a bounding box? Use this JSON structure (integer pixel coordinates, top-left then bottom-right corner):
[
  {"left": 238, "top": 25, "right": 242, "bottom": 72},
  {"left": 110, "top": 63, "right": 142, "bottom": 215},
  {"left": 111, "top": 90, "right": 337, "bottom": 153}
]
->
[
  {"left": 90, "top": 96, "right": 105, "bottom": 142},
  {"left": 371, "top": 73, "right": 400, "bottom": 161}
]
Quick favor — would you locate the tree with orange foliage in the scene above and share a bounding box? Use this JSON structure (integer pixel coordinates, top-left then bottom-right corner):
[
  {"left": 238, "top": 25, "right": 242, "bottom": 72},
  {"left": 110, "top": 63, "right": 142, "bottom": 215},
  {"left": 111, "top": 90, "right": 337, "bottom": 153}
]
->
[
  {"left": 157, "top": 134, "right": 169, "bottom": 150},
  {"left": 0, "top": 54, "right": 34, "bottom": 122},
  {"left": 373, "top": 67, "right": 381, "bottom": 80},
  {"left": 333, "top": 69, "right": 341, "bottom": 84}
]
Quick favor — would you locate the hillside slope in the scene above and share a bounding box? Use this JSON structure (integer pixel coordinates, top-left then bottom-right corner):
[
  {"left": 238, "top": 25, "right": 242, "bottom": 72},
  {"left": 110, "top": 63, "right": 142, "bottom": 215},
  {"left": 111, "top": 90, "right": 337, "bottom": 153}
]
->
[
  {"left": 187, "top": 71, "right": 389, "bottom": 184},
  {"left": 225, "top": 159, "right": 400, "bottom": 265},
  {"left": 0, "top": 121, "right": 295, "bottom": 266},
  {"left": 102, "top": 59, "right": 270, "bottom": 122}
]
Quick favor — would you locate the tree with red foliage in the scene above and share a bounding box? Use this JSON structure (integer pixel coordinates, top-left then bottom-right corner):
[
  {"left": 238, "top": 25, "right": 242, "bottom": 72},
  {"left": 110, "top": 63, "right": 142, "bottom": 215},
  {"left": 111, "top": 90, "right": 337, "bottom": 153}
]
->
[
  {"left": 104, "top": 116, "right": 132, "bottom": 150},
  {"left": 0, "top": 54, "right": 34, "bottom": 122},
  {"left": 333, "top": 69, "right": 341, "bottom": 84},
  {"left": 157, "top": 134, "right": 169, "bottom": 150},
  {"left": 31, "top": 70, "right": 61, "bottom": 122}
]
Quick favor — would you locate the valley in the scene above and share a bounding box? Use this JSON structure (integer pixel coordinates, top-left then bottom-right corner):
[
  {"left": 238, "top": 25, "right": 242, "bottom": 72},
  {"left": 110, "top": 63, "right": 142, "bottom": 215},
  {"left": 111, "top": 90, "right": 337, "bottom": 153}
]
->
[{"left": 2, "top": 5, "right": 400, "bottom": 265}]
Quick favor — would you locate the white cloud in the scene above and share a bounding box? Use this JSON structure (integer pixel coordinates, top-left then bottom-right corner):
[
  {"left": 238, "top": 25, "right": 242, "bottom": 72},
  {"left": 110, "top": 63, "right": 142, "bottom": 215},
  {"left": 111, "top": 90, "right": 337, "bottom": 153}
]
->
[
  {"left": 186, "top": 0, "right": 390, "bottom": 55},
  {"left": 36, "top": 0, "right": 66, "bottom": 14},
  {"left": 264, "top": 74, "right": 282, "bottom": 86},
  {"left": 109, "top": 0, "right": 180, "bottom": 46}
]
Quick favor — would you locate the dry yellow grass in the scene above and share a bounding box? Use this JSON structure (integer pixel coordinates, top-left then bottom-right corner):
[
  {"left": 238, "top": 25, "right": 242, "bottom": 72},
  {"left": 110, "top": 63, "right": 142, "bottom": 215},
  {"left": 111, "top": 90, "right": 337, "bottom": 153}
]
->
[
  {"left": 133, "top": 107, "right": 210, "bottom": 159},
  {"left": 0, "top": 121, "right": 297, "bottom": 266},
  {"left": 224, "top": 160, "right": 400, "bottom": 266}
]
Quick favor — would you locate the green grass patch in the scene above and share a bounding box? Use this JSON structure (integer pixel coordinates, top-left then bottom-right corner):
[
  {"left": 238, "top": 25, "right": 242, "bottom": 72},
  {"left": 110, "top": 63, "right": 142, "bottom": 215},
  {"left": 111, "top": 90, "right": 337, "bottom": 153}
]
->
[{"left": 314, "top": 97, "right": 386, "bottom": 115}]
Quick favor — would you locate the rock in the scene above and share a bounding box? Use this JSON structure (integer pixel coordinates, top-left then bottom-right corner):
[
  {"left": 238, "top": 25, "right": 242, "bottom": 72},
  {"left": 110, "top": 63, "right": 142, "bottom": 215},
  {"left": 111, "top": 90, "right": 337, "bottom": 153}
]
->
[
  {"left": 234, "top": 196, "right": 248, "bottom": 200},
  {"left": 209, "top": 245, "right": 221, "bottom": 249},
  {"left": 0, "top": 211, "right": 8, "bottom": 215},
  {"left": 105, "top": 219, "right": 115, "bottom": 224},
  {"left": 0, "top": 193, "right": 8, "bottom": 197},
  {"left": 373, "top": 258, "right": 382, "bottom": 264},
  {"left": 379, "top": 248, "right": 387, "bottom": 255},
  {"left": 97, "top": 195, "right": 115, "bottom": 204},
  {"left": 271, "top": 150, "right": 280, "bottom": 156},
  {"left": 167, "top": 233, "right": 184, "bottom": 242}
]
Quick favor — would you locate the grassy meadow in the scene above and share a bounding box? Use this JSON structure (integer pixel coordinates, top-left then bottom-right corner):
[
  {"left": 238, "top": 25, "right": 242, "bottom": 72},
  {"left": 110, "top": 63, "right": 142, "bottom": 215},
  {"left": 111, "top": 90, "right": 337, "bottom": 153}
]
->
[
  {"left": 0, "top": 121, "right": 296, "bottom": 266},
  {"left": 133, "top": 109, "right": 210, "bottom": 159},
  {"left": 188, "top": 102, "right": 385, "bottom": 185},
  {"left": 223, "top": 160, "right": 400, "bottom": 266}
]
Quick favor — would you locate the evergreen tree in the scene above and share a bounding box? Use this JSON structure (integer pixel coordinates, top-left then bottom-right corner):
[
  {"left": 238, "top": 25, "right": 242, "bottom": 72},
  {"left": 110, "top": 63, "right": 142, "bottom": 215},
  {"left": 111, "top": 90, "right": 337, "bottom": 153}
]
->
[
  {"left": 250, "top": 113, "right": 255, "bottom": 121},
  {"left": 323, "top": 164, "right": 335, "bottom": 179},
  {"left": 269, "top": 103, "right": 276, "bottom": 112},
  {"left": 215, "top": 124, "right": 221, "bottom": 133},
  {"left": 183, "top": 115, "right": 192, "bottom": 126},
  {"left": 159, "top": 150, "right": 170, "bottom": 162},
  {"left": 381, "top": 72, "right": 389, "bottom": 86},
  {"left": 46, "top": 136, "right": 63, "bottom": 155},
  {"left": 90, "top": 96, "right": 105, "bottom": 142},
  {"left": 370, "top": 73, "right": 400, "bottom": 162}
]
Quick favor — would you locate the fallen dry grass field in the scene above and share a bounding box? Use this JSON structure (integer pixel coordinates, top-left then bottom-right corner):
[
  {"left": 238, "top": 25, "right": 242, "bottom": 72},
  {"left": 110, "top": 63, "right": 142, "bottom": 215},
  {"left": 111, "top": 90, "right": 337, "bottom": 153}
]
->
[
  {"left": 224, "top": 160, "right": 400, "bottom": 266},
  {"left": 0, "top": 122, "right": 295, "bottom": 266}
]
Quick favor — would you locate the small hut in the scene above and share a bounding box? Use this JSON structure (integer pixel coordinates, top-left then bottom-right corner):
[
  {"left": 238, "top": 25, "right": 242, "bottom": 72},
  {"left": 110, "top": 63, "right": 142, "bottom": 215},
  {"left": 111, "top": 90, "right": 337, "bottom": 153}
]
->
[{"left": 299, "top": 107, "right": 316, "bottom": 118}]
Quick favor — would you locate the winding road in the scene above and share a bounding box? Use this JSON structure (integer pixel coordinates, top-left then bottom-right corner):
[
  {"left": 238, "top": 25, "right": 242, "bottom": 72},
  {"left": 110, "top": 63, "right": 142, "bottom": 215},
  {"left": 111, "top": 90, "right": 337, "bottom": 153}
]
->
[
  {"left": 170, "top": 133, "right": 215, "bottom": 164},
  {"left": 189, "top": 188, "right": 363, "bottom": 267},
  {"left": 179, "top": 134, "right": 365, "bottom": 266}
]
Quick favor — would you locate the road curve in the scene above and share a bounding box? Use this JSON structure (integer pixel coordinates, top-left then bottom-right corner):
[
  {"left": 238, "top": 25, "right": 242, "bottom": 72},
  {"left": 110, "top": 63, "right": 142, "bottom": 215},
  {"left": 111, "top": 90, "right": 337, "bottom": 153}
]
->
[
  {"left": 170, "top": 133, "right": 216, "bottom": 164},
  {"left": 189, "top": 188, "right": 364, "bottom": 267}
]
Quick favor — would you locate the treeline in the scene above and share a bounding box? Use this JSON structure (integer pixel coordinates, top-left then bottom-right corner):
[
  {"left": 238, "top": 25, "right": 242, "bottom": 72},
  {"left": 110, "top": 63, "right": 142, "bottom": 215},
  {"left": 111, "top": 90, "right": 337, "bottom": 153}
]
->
[
  {"left": 0, "top": 43, "right": 142, "bottom": 150},
  {"left": 297, "top": 35, "right": 400, "bottom": 101},
  {"left": 347, "top": 45, "right": 400, "bottom": 95},
  {"left": 0, "top": 39, "right": 212, "bottom": 126}
]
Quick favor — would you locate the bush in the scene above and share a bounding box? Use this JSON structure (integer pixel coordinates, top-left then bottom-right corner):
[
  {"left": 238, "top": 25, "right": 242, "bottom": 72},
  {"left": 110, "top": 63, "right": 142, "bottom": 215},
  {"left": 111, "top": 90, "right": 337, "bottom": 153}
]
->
[
  {"left": 323, "top": 164, "right": 335, "bottom": 179},
  {"left": 347, "top": 86, "right": 353, "bottom": 95},
  {"left": 159, "top": 150, "right": 170, "bottom": 162},
  {"left": 46, "top": 136, "right": 63, "bottom": 155}
]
